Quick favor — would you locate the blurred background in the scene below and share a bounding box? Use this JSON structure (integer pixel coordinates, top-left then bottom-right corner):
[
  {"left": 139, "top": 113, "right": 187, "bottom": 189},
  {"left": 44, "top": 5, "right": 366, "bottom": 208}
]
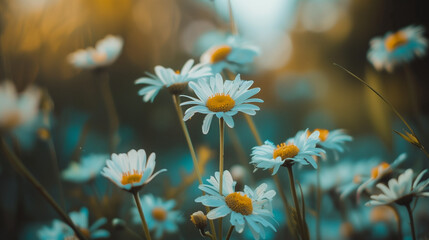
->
[{"left": 1, "top": 0, "right": 429, "bottom": 239}]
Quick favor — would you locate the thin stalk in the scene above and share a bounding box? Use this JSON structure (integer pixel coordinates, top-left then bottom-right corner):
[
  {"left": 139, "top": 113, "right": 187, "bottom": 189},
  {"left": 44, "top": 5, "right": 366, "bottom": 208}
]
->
[
  {"left": 47, "top": 137, "right": 66, "bottom": 209},
  {"left": 171, "top": 94, "right": 217, "bottom": 240},
  {"left": 387, "top": 204, "right": 403, "bottom": 240},
  {"left": 218, "top": 118, "right": 225, "bottom": 240},
  {"left": 405, "top": 204, "right": 416, "bottom": 240},
  {"left": 316, "top": 161, "right": 322, "bottom": 240},
  {"left": 132, "top": 192, "right": 152, "bottom": 240},
  {"left": 244, "top": 114, "right": 262, "bottom": 146},
  {"left": 225, "top": 226, "right": 234, "bottom": 240},
  {"left": 227, "top": 0, "right": 238, "bottom": 35},
  {"left": 0, "top": 138, "right": 87, "bottom": 240},
  {"left": 287, "top": 165, "right": 305, "bottom": 238}
]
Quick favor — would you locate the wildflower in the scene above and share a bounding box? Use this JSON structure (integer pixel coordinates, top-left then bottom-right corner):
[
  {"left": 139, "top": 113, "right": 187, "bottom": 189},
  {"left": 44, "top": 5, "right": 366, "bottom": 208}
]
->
[
  {"left": 132, "top": 194, "right": 183, "bottom": 239},
  {"left": 200, "top": 36, "right": 259, "bottom": 74},
  {"left": 181, "top": 74, "right": 263, "bottom": 134},
  {"left": 366, "top": 169, "right": 429, "bottom": 206},
  {"left": 195, "top": 170, "right": 276, "bottom": 240},
  {"left": 251, "top": 129, "right": 325, "bottom": 175},
  {"left": 38, "top": 207, "right": 109, "bottom": 239},
  {"left": 190, "top": 211, "right": 208, "bottom": 232},
  {"left": 101, "top": 149, "right": 166, "bottom": 192},
  {"left": 68, "top": 35, "right": 123, "bottom": 70},
  {"left": 135, "top": 59, "right": 212, "bottom": 102},
  {"left": 367, "top": 25, "right": 427, "bottom": 72},
  {"left": 0, "top": 81, "right": 41, "bottom": 131},
  {"left": 308, "top": 128, "right": 353, "bottom": 153},
  {"left": 62, "top": 154, "right": 108, "bottom": 183}
]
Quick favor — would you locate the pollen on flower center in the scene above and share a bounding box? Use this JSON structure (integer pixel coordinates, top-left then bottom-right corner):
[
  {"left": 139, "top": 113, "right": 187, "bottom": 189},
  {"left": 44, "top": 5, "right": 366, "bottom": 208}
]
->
[
  {"left": 120, "top": 170, "right": 143, "bottom": 185},
  {"left": 273, "top": 143, "right": 300, "bottom": 160},
  {"left": 385, "top": 32, "right": 408, "bottom": 51},
  {"left": 210, "top": 45, "right": 232, "bottom": 63},
  {"left": 371, "top": 162, "right": 390, "bottom": 179},
  {"left": 225, "top": 192, "right": 253, "bottom": 215},
  {"left": 313, "top": 128, "right": 329, "bottom": 142},
  {"left": 206, "top": 93, "right": 235, "bottom": 112},
  {"left": 152, "top": 207, "right": 167, "bottom": 221}
]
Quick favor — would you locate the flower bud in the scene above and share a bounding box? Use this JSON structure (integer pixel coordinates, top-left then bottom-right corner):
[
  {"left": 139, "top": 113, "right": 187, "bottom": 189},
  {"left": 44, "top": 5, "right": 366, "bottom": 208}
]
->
[{"left": 190, "top": 211, "right": 207, "bottom": 231}]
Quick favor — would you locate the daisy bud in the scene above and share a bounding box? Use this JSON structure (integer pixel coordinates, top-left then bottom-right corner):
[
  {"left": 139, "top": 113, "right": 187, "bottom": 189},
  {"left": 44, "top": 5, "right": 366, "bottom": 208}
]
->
[{"left": 190, "top": 211, "right": 207, "bottom": 232}]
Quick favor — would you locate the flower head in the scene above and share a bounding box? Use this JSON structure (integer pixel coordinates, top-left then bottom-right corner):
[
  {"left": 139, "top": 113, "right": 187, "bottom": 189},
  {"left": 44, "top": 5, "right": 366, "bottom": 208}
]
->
[
  {"left": 181, "top": 74, "right": 263, "bottom": 134},
  {"left": 195, "top": 170, "right": 276, "bottom": 240},
  {"left": 190, "top": 211, "right": 208, "bottom": 232},
  {"left": 62, "top": 154, "right": 108, "bottom": 183},
  {"left": 309, "top": 128, "right": 353, "bottom": 154},
  {"left": 0, "top": 81, "right": 41, "bottom": 131},
  {"left": 38, "top": 207, "right": 109, "bottom": 239},
  {"left": 135, "top": 59, "right": 212, "bottom": 102},
  {"left": 367, "top": 25, "right": 427, "bottom": 72},
  {"left": 200, "top": 36, "right": 259, "bottom": 74},
  {"left": 68, "top": 35, "right": 123, "bottom": 70},
  {"left": 101, "top": 149, "right": 166, "bottom": 192},
  {"left": 132, "top": 194, "right": 183, "bottom": 239},
  {"left": 366, "top": 169, "right": 429, "bottom": 207},
  {"left": 251, "top": 129, "right": 325, "bottom": 175}
]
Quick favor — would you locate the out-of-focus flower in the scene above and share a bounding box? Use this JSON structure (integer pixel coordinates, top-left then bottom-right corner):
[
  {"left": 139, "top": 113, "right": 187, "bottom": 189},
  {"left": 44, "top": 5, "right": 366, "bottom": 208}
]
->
[
  {"left": 38, "top": 207, "right": 109, "bottom": 239},
  {"left": 62, "top": 154, "right": 108, "bottom": 183},
  {"left": 366, "top": 169, "right": 429, "bottom": 206},
  {"left": 309, "top": 128, "right": 353, "bottom": 154},
  {"left": 135, "top": 59, "right": 212, "bottom": 102},
  {"left": 190, "top": 211, "right": 207, "bottom": 232},
  {"left": 132, "top": 194, "right": 183, "bottom": 239},
  {"left": 200, "top": 36, "right": 259, "bottom": 74},
  {"left": 0, "top": 81, "right": 41, "bottom": 131},
  {"left": 101, "top": 149, "right": 166, "bottom": 192},
  {"left": 68, "top": 35, "right": 123, "bottom": 70},
  {"left": 251, "top": 129, "right": 325, "bottom": 175},
  {"left": 195, "top": 170, "right": 276, "bottom": 240},
  {"left": 367, "top": 25, "right": 427, "bottom": 72},
  {"left": 181, "top": 74, "right": 263, "bottom": 134},
  {"left": 357, "top": 153, "right": 407, "bottom": 198}
]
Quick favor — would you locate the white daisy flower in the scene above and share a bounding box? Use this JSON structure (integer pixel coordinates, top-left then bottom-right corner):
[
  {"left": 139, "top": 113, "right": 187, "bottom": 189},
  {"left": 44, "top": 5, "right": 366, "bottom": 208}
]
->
[
  {"left": 0, "top": 81, "right": 41, "bottom": 131},
  {"left": 101, "top": 149, "right": 166, "bottom": 192},
  {"left": 200, "top": 36, "right": 260, "bottom": 74},
  {"left": 68, "top": 35, "right": 123, "bottom": 70},
  {"left": 195, "top": 170, "right": 277, "bottom": 240},
  {"left": 131, "top": 194, "right": 183, "bottom": 239},
  {"left": 309, "top": 128, "right": 353, "bottom": 153},
  {"left": 38, "top": 207, "right": 109, "bottom": 240},
  {"left": 135, "top": 59, "right": 212, "bottom": 102},
  {"left": 356, "top": 153, "right": 407, "bottom": 198},
  {"left": 250, "top": 129, "right": 325, "bottom": 175},
  {"left": 367, "top": 25, "right": 427, "bottom": 72},
  {"left": 181, "top": 74, "right": 263, "bottom": 134},
  {"left": 62, "top": 154, "right": 108, "bottom": 183},
  {"left": 366, "top": 169, "right": 429, "bottom": 207}
]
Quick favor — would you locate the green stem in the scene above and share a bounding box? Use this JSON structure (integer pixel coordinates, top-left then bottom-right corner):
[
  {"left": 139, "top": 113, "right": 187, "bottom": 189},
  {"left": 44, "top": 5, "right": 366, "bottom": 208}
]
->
[
  {"left": 316, "top": 161, "right": 322, "bottom": 240},
  {"left": 244, "top": 114, "right": 262, "bottom": 146},
  {"left": 225, "top": 226, "right": 234, "bottom": 240},
  {"left": 132, "top": 192, "right": 152, "bottom": 240},
  {"left": 387, "top": 204, "right": 403, "bottom": 240},
  {"left": 218, "top": 118, "right": 225, "bottom": 240},
  {"left": 227, "top": 0, "right": 238, "bottom": 35},
  {"left": 0, "top": 138, "right": 87, "bottom": 240},
  {"left": 287, "top": 165, "right": 305, "bottom": 239},
  {"left": 406, "top": 204, "right": 416, "bottom": 240}
]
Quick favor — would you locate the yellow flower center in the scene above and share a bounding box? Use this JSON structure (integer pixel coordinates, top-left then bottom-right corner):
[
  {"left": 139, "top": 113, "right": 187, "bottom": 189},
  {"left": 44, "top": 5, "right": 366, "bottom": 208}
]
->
[
  {"left": 175, "top": 70, "right": 180, "bottom": 74},
  {"left": 120, "top": 170, "right": 143, "bottom": 185},
  {"left": 273, "top": 143, "right": 300, "bottom": 160},
  {"left": 225, "top": 192, "right": 253, "bottom": 215},
  {"left": 210, "top": 45, "right": 232, "bottom": 63},
  {"left": 206, "top": 93, "right": 235, "bottom": 112},
  {"left": 385, "top": 32, "right": 408, "bottom": 52},
  {"left": 371, "top": 162, "right": 390, "bottom": 179},
  {"left": 152, "top": 207, "right": 167, "bottom": 221},
  {"left": 310, "top": 128, "right": 329, "bottom": 142}
]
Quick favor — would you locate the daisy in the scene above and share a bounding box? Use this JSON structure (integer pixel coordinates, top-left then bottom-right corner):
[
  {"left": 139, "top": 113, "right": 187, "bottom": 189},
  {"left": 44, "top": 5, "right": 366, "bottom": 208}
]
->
[
  {"left": 0, "top": 81, "right": 41, "bottom": 131},
  {"left": 200, "top": 36, "right": 260, "bottom": 74},
  {"left": 38, "top": 207, "right": 109, "bottom": 239},
  {"left": 131, "top": 194, "right": 183, "bottom": 239},
  {"left": 356, "top": 153, "right": 407, "bottom": 198},
  {"left": 367, "top": 25, "right": 427, "bottom": 72},
  {"left": 101, "top": 149, "right": 166, "bottom": 192},
  {"left": 181, "top": 74, "right": 263, "bottom": 134},
  {"left": 62, "top": 154, "right": 108, "bottom": 183},
  {"left": 68, "top": 35, "right": 123, "bottom": 70},
  {"left": 366, "top": 168, "right": 429, "bottom": 207},
  {"left": 135, "top": 59, "right": 212, "bottom": 102},
  {"left": 308, "top": 128, "right": 353, "bottom": 154},
  {"left": 195, "top": 170, "right": 277, "bottom": 240},
  {"left": 250, "top": 129, "right": 325, "bottom": 175}
]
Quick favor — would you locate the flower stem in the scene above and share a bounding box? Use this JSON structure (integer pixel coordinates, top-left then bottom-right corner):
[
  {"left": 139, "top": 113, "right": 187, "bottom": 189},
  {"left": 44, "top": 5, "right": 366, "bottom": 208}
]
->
[
  {"left": 171, "top": 94, "right": 217, "bottom": 240},
  {"left": 316, "top": 161, "right": 322, "bottom": 240},
  {"left": 287, "top": 165, "right": 306, "bottom": 239},
  {"left": 132, "top": 192, "right": 152, "bottom": 240},
  {"left": 225, "top": 226, "right": 234, "bottom": 240},
  {"left": 405, "top": 204, "right": 416, "bottom": 240},
  {"left": 387, "top": 204, "right": 403, "bottom": 240},
  {"left": 0, "top": 138, "right": 88, "bottom": 240},
  {"left": 244, "top": 114, "right": 262, "bottom": 146},
  {"left": 218, "top": 118, "right": 225, "bottom": 240},
  {"left": 227, "top": 0, "right": 238, "bottom": 35}
]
